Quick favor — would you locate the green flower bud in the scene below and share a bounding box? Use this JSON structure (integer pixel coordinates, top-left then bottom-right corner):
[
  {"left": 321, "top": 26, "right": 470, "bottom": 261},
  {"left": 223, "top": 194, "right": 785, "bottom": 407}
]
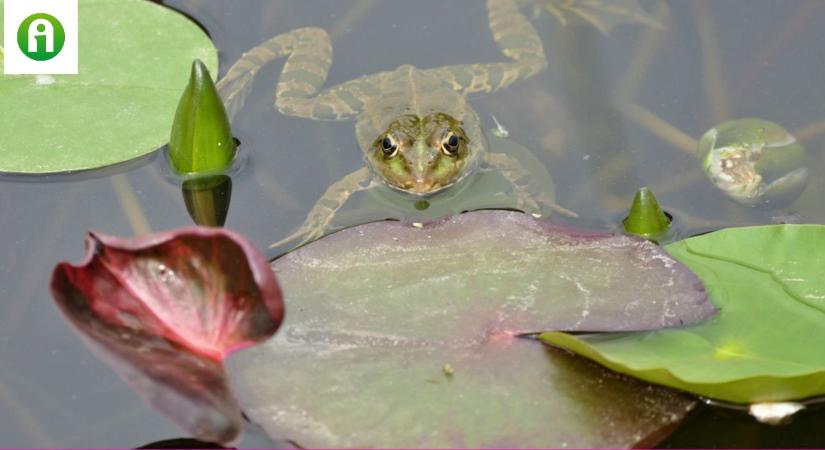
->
[
  {"left": 623, "top": 187, "right": 670, "bottom": 241},
  {"left": 169, "top": 59, "right": 236, "bottom": 175}
]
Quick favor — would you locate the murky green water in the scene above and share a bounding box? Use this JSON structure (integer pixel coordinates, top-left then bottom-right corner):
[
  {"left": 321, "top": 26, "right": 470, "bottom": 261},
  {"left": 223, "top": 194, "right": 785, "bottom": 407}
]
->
[{"left": 2, "top": 0, "right": 825, "bottom": 446}]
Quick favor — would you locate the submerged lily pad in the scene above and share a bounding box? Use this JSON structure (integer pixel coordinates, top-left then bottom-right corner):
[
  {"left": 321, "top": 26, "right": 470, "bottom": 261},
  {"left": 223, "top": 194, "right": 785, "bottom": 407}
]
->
[
  {"left": 227, "top": 210, "right": 714, "bottom": 447},
  {"left": 51, "top": 227, "right": 283, "bottom": 443},
  {"left": 0, "top": 0, "right": 217, "bottom": 174},
  {"left": 541, "top": 225, "right": 825, "bottom": 404}
]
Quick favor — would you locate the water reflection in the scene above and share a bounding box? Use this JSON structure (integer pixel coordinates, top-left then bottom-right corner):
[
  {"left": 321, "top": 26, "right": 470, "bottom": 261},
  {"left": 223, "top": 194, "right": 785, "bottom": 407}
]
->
[{"left": 182, "top": 175, "right": 233, "bottom": 227}]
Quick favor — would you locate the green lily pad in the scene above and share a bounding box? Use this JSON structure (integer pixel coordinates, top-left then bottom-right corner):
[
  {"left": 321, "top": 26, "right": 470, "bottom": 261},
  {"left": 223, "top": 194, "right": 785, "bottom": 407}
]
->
[
  {"left": 0, "top": 0, "right": 216, "bottom": 174},
  {"left": 226, "top": 210, "right": 715, "bottom": 447},
  {"left": 541, "top": 224, "right": 825, "bottom": 404}
]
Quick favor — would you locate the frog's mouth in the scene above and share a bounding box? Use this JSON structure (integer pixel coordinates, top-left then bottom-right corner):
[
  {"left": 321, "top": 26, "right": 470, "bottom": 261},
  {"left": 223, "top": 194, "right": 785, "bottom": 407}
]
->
[
  {"left": 387, "top": 167, "right": 480, "bottom": 198},
  {"left": 386, "top": 179, "right": 456, "bottom": 197}
]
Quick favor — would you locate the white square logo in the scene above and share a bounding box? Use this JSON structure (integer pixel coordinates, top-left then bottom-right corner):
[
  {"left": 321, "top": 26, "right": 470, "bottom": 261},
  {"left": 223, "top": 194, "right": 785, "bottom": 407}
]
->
[{"left": 3, "top": 0, "right": 78, "bottom": 74}]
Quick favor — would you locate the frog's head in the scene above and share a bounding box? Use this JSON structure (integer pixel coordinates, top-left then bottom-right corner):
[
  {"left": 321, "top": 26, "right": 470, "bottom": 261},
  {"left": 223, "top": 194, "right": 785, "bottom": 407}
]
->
[{"left": 365, "top": 112, "right": 473, "bottom": 195}]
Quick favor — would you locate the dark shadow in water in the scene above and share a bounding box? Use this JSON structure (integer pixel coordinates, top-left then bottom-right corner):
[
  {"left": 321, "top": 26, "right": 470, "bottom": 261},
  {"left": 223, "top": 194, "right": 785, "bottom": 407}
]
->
[
  {"left": 154, "top": 0, "right": 214, "bottom": 39},
  {"left": 0, "top": 150, "right": 157, "bottom": 184},
  {"left": 138, "top": 437, "right": 227, "bottom": 449},
  {"left": 657, "top": 402, "right": 825, "bottom": 449}
]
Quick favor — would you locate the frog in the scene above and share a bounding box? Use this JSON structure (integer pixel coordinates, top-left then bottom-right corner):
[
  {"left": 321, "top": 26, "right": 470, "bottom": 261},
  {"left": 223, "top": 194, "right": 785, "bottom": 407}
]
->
[{"left": 215, "top": 0, "right": 576, "bottom": 249}]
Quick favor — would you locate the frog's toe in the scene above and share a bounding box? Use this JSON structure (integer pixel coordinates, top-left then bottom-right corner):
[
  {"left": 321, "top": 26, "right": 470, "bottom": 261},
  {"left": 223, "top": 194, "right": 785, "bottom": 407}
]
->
[
  {"left": 535, "top": 196, "right": 576, "bottom": 218},
  {"left": 303, "top": 227, "right": 326, "bottom": 244},
  {"left": 513, "top": 193, "right": 579, "bottom": 219},
  {"left": 269, "top": 233, "right": 295, "bottom": 249},
  {"left": 513, "top": 195, "right": 542, "bottom": 216},
  {"left": 549, "top": 202, "right": 578, "bottom": 218}
]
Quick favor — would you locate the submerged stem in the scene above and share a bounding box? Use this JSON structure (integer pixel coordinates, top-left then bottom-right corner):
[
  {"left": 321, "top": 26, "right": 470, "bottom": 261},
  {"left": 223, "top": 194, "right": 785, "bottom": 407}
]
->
[
  {"left": 614, "top": 2, "right": 669, "bottom": 100},
  {"left": 111, "top": 175, "right": 152, "bottom": 235},
  {"left": 692, "top": 1, "right": 730, "bottom": 123},
  {"left": 620, "top": 102, "right": 697, "bottom": 155}
]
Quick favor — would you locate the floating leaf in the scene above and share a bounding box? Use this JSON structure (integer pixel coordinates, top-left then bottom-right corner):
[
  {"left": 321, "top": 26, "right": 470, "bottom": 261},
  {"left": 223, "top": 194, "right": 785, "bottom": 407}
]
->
[
  {"left": 168, "top": 60, "right": 236, "bottom": 175},
  {"left": 541, "top": 225, "right": 825, "bottom": 404},
  {"left": 0, "top": 0, "right": 217, "bottom": 174},
  {"left": 51, "top": 227, "right": 283, "bottom": 443},
  {"left": 533, "top": 0, "right": 663, "bottom": 34},
  {"left": 226, "top": 210, "right": 714, "bottom": 448}
]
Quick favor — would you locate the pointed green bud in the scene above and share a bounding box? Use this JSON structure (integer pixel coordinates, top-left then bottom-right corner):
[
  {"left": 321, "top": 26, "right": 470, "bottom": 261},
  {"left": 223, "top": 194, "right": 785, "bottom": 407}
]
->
[
  {"left": 169, "top": 59, "right": 236, "bottom": 175},
  {"left": 623, "top": 187, "right": 670, "bottom": 240},
  {"left": 182, "top": 175, "right": 232, "bottom": 227}
]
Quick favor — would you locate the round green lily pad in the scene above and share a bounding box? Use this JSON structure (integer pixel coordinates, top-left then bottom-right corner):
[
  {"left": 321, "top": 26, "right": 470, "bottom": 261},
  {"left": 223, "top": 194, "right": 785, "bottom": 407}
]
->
[
  {"left": 541, "top": 224, "right": 825, "bottom": 404},
  {"left": 0, "top": 0, "right": 217, "bottom": 174}
]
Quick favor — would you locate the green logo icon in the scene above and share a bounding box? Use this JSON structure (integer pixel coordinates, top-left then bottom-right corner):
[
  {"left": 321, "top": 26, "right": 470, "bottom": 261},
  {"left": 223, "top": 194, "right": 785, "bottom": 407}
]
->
[{"left": 17, "top": 13, "right": 66, "bottom": 61}]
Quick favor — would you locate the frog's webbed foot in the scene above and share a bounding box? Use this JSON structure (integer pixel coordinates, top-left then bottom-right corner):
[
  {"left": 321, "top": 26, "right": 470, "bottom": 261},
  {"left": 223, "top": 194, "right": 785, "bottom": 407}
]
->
[
  {"left": 270, "top": 167, "right": 373, "bottom": 250},
  {"left": 483, "top": 152, "right": 578, "bottom": 218}
]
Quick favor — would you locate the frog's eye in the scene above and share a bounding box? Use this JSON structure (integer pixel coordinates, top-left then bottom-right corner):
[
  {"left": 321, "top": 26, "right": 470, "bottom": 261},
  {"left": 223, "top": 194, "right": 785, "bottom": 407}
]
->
[
  {"left": 381, "top": 135, "right": 398, "bottom": 158},
  {"left": 441, "top": 132, "right": 460, "bottom": 156}
]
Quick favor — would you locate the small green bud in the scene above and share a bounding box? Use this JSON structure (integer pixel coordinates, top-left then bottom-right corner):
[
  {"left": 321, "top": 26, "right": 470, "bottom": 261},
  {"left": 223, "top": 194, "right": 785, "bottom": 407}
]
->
[
  {"left": 623, "top": 187, "right": 670, "bottom": 240},
  {"left": 169, "top": 59, "right": 236, "bottom": 175}
]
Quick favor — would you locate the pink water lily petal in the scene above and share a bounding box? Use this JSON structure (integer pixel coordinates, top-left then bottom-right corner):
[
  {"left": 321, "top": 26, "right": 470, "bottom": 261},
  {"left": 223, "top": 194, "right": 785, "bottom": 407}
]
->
[
  {"left": 55, "top": 227, "right": 283, "bottom": 360},
  {"left": 51, "top": 226, "right": 284, "bottom": 443}
]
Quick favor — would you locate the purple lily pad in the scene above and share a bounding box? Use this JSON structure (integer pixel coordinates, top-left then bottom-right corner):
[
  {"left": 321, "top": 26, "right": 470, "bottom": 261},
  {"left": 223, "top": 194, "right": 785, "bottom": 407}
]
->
[
  {"left": 51, "top": 227, "right": 283, "bottom": 444},
  {"left": 227, "top": 210, "right": 714, "bottom": 448}
]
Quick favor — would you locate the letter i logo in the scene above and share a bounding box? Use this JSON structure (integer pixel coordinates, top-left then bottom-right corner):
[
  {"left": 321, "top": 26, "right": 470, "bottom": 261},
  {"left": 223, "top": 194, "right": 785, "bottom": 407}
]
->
[
  {"left": 17, "top": 13, "right": 65, "bottom": 61},
  {"left": 4, "top": 0, "right": 77, "bottom": 74}
]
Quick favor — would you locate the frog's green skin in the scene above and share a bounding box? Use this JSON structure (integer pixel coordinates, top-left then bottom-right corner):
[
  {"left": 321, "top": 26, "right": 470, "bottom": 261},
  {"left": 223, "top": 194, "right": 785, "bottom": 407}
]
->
[
  {"left": 329, "top": 132, "right": 569, "bottom": 231},
  {"left": 217, "top": 0, "right": 573, "bottom": 248}
]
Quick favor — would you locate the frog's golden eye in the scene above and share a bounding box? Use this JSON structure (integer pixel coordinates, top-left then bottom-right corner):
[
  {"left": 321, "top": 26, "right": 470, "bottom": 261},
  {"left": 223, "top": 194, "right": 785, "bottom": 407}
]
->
[
  {"left": 441, "top": 132, "right": 460, "bottom": 156},
  {"left": 381, "top": 135, "right": 399, "bottom": 158}
]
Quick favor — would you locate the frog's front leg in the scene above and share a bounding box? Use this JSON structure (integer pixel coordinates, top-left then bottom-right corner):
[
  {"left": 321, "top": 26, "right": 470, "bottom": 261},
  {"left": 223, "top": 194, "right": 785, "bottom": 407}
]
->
[
  {"left": 270, "top": 167, "right": 373, "bottom": 250},
  {"left": 482, "top": 152, "right": 577, "bottom": 218}
]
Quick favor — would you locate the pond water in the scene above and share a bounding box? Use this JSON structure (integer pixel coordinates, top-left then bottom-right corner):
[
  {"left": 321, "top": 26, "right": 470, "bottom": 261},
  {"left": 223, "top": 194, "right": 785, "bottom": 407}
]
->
[{"left": 2, "top": 0, "right": 825, "bottom": 447}]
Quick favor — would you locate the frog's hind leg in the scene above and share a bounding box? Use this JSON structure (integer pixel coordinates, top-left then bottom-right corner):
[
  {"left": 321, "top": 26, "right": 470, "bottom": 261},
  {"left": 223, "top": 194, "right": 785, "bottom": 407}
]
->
[
  {"left": 483, "top": 152, "right": 578, "bottom": 218},
  {"left": 270, "top": 167, "right": 373, "bottom": 250},
  {"left": 216, "top": 27, "right": 358, "bottom": 121},
  {"left": 426, "top": 0, "right": 548, "bottom": 96}
]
